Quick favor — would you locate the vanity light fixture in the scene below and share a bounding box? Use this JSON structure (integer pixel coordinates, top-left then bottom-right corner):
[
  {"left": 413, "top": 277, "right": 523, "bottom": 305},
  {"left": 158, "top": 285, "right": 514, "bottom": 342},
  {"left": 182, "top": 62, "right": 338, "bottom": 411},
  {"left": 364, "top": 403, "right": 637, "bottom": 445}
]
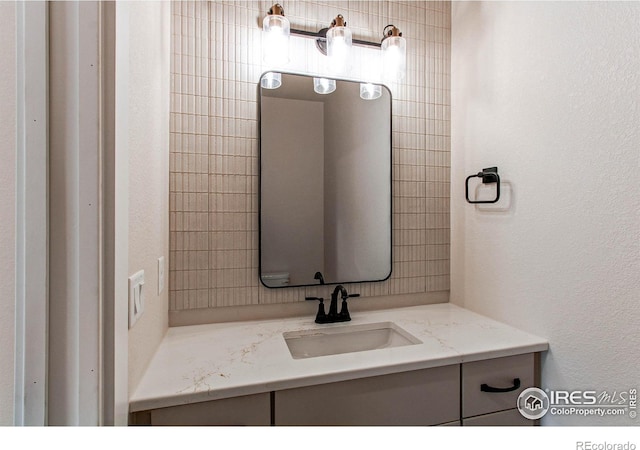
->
[
  {"left": 381, "top": 25, "right": 406, "bottom": 82},
  {"left": 262, "top": 3, "right": 290, "bottom": 67},
  {"left": 326, "top": 14, "right": 352, "bottom": 75},
  {"left": 261, "top": 72, "right": 282, "bottom": 89},
  {"left": 313, "top": 77, "right": 336, "bottom": 95},
  {"left": 261, "top": 4, "right": 408, "bottom": 84},
  {"left": 359, "top": 83, "right": 382, "bottom": 100}
]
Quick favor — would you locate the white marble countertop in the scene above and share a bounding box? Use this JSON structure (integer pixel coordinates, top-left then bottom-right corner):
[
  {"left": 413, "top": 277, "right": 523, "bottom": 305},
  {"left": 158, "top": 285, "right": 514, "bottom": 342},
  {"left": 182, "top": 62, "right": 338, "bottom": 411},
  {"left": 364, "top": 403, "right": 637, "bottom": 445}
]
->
[{"left": 130, "top": 303, "right": 549, "bottom": 412}]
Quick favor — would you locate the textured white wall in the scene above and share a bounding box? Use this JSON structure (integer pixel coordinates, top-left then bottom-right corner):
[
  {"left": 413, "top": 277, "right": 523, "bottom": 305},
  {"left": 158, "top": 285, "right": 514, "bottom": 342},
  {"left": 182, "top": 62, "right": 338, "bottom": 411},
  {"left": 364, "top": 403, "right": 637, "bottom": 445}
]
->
[
  {"left": 0, "top": 1, "right": 16, "bottom": 426},
  {"left": 127, "top": 1, "right": 170, "bottom": 395},
  {"left": 451, "top": 1, "right": 640, "bottom": 425}
]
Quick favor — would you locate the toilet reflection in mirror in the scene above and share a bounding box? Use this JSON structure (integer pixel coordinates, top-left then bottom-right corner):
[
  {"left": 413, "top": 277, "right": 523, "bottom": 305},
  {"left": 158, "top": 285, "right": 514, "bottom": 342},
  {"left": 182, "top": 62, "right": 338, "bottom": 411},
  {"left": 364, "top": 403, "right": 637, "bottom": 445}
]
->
[{"left": 259, "top": 72, "right": 392, "bottom": 288}]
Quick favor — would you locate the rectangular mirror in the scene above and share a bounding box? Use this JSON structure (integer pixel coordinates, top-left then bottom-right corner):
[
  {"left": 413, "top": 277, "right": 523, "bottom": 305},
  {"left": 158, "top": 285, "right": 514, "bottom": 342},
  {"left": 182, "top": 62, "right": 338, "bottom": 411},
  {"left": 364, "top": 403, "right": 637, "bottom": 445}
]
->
[{"left": 259, "top": 72, "right": 392, "bottom": 288}]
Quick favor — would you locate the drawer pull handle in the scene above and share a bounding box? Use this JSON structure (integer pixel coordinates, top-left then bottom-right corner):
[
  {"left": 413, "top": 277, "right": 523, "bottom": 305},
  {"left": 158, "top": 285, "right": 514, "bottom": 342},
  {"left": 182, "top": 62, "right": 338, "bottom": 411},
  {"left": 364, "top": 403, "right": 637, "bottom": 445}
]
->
[{"left": 480, "top": 378, "right": 521, "bottom": 393}]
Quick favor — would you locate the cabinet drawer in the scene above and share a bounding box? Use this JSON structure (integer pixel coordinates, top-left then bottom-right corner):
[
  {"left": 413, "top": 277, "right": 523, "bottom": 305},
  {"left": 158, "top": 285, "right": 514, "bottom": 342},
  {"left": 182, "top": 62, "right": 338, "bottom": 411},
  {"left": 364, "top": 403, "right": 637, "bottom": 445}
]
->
[
  {"left": 149, "top": 393, "right": 271, "bottom": 426},
  {"left": 438, "top": 420, "right": 461, "bottom": 426},
  {"left": 462, "top": 353, "right": 534, "bottom": 418},
  {"left": 463, "top": 408, "right": 533, "bottom": 426},
  {"left": 275, "top": 365, "right": 460, "bottom": 426}
]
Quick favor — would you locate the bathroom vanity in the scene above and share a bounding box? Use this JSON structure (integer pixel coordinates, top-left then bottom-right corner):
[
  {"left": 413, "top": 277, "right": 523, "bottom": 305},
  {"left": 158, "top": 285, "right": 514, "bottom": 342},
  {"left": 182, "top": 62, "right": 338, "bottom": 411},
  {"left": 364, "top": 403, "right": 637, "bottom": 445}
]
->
[{"left": 129, "top": 303, "right": 547, "bottom": 426}]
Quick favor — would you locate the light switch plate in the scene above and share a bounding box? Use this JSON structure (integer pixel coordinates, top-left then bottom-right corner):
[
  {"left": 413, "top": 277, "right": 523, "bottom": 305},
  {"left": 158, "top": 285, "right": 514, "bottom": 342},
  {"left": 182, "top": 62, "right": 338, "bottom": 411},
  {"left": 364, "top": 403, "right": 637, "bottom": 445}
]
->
[
  {"left": 129, "top": 270, "right": 145, "bottom": 328},
  {"left": 158, "top": 256, "right": 165, "bottom": 295}
]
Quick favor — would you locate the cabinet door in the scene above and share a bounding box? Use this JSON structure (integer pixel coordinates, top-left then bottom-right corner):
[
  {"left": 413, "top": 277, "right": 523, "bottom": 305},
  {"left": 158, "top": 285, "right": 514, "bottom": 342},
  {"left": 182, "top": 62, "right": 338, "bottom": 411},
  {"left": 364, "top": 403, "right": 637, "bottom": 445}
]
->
[
  {"left": 275, "top": 365, "right": 459, "bottom": 426},
  {"left": 462, "top": 353, "right": 534, "bottom": 418},
  {"left": 463, "top": 409, "right": 533, "bottom": 426},
  {"left": 149, "top": 393, "right": 271, "bottom": 426}
]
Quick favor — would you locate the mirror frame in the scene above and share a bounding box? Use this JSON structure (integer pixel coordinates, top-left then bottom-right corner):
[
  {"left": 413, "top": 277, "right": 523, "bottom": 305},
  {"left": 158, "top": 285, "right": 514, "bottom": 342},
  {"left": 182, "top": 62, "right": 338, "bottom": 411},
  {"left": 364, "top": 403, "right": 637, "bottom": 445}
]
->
[{"left": 258, "top": 71, "right": 393, "bottom": 289}]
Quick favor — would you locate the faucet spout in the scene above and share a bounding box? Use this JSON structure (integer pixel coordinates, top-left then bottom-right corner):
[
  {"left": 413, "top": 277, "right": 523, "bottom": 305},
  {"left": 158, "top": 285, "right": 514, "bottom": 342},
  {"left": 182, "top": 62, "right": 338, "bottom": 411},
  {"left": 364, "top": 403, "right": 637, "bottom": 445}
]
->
[
  {"left": 328, "top": 285, "right": 347, "bottom": 320},
  {"left": 305, "top": 286, "right": 357, "bottom": 324}
]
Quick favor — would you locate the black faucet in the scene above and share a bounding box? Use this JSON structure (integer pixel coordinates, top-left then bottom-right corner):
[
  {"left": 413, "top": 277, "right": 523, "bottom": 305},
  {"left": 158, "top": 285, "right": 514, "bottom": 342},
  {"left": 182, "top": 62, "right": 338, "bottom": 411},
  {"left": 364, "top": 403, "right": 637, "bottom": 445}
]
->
[{"left": 306, "top": 285, "right": 359, "bottom": 324}]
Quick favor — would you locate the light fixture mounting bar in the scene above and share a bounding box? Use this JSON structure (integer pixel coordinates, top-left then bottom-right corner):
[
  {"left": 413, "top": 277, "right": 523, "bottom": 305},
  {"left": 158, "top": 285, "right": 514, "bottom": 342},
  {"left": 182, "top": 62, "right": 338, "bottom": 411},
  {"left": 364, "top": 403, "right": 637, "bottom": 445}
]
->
[{"left": 290, "top": 27, "right": 381, "bottom": 55}]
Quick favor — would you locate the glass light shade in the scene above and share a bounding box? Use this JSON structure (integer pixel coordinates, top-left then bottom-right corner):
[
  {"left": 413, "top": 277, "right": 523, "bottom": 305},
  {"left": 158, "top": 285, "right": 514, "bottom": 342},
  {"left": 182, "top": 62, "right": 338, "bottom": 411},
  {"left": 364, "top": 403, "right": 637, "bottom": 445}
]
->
[
  {"left": 313, "top": 78, "right": 336, "bottom": 95},
  {"left": 261, "top": 72, "right": 282, "bottom": 89},
  {"left": 360, "top": 83, "right": 382, "bottom": 100},
  {"left": 382, "top": 35, "right": 406, "bottom": 81},
  {"left": 326, "top": 26, "right": 352, "bottom": 75},
  {"left": 263, "top": 14, "right": 290, "bottom": 66}
]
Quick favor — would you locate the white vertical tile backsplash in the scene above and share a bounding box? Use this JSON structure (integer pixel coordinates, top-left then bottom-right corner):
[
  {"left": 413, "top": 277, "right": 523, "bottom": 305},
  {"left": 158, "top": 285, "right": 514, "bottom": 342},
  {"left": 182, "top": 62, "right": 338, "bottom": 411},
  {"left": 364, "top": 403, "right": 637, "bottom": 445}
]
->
[{"left": 170, "top": 0, "right": 451, "bottom": 314}]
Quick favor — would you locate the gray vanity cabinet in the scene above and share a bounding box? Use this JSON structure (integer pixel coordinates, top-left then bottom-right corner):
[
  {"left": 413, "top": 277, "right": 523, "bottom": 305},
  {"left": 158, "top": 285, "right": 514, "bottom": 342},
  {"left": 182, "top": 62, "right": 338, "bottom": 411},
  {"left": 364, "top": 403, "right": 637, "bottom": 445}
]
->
[
  {"left": 274, "top": 365, "right": 460, "bottom": 426},
  {"left": 462, "top": 409, "right": 531, "bottom": 426},
  {"left": 130, "top": 393, "right": 271, "bottom": 426},
  {"left": 130, "top": 353, "right": 540, "bottom": 426},
  {"left": 461, "top": 353, "right": 537, "bottom": 426}
]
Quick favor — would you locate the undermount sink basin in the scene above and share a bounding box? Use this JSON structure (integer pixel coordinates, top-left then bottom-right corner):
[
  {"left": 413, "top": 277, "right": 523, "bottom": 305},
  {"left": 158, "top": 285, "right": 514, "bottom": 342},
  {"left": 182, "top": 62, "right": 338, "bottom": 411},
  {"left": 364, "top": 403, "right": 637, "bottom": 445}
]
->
[{"left": 283, "top": 321, "right": 422, "bottom": 360}]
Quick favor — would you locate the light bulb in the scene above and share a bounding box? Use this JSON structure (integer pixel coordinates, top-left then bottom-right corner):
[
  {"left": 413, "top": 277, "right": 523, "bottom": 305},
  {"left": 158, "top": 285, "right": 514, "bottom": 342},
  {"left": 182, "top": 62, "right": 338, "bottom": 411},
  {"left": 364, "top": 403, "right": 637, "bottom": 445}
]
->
[
  {"left": 261, "top": 72, "right": 282, "bottom": 89},
  {"left": 360, "top": 83, "right": 382, "bottom": 100},
  {"left": 382, "top": 35, "right": 406, "bottom": 82},
  {"left": 263, "top": 12, "right": 290, "bottom": 67},
  {"left": 326, "top": 17, "right": 352, "bottom": 76},
  {"left": 314, "top": 78, "right": 336, "bottom": 95}
]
